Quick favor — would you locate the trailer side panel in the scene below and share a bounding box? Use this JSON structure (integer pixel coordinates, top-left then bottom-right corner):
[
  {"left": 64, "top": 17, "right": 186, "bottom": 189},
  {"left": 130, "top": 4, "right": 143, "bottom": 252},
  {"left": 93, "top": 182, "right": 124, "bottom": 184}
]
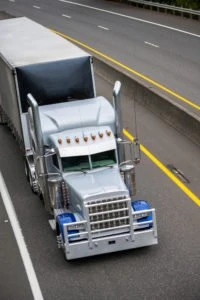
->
[{"left": 0, "top": 57, "right": 24, "bottom": 145}]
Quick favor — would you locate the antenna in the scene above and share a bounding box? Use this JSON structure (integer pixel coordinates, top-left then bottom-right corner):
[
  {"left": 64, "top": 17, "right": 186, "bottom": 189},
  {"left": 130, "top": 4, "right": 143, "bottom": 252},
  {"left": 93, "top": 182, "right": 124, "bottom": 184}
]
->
[
  {"left": 133, "top": 89, "right": 138, "bottom": 141},
  {"left": 133, "top": 87, "right": 141, "bottom": 163}
]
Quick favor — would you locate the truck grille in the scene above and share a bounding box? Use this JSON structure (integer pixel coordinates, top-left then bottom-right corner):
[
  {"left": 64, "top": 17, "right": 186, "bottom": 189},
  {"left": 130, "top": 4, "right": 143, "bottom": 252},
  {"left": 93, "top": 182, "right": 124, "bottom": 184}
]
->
[{"left": 87, "top": 197, "right": 130, "bottom": 232}]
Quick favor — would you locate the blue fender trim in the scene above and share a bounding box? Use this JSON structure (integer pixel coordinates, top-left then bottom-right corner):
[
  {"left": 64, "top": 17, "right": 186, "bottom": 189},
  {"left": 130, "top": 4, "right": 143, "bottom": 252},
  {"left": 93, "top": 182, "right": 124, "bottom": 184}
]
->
[
  {"left": 131, "top": 200, "right": 152, "bottom": 229},
  {"left": 56, "top": 213, "right": 78, "bottom": 240}
]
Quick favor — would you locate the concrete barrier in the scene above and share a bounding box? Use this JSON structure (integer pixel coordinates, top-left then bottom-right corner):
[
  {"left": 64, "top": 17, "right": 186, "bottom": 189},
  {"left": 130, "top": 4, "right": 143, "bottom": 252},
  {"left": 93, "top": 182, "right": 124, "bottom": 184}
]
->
[
  {"left": 93, "top": 56, "right": 200, "bottom": 147},
  {"left": 0, "top": 11, "right": 15, "bottom": 20}
]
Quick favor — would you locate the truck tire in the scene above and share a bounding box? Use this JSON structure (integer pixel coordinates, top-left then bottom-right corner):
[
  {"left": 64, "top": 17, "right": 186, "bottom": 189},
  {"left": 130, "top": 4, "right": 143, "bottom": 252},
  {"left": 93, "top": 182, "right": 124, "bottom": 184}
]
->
[
  {"left": 39, "top": 192, "right": 45, "bottom": 206},
  {"left": 24, "top": 160, "right": 29, "bottom": 181},
  {"left": 28, "top": 170, "right": 38, "bottom": 194}
]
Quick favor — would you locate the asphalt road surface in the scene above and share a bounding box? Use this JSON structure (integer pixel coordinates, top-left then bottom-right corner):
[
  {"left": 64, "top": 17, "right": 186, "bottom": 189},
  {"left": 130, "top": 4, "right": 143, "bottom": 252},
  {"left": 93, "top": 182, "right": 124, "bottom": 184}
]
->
[
  {"left": 0, "top": 193, "right": 33, "bottom": 300},
  {"left": 0, "top": 0, "right": 200, "bottom": 116},
  {"left": 0, "top": 72, "right": 200, "bottom": 299},
  {"left": 0, "top": 3, "right": 200, "bottom": 300}
]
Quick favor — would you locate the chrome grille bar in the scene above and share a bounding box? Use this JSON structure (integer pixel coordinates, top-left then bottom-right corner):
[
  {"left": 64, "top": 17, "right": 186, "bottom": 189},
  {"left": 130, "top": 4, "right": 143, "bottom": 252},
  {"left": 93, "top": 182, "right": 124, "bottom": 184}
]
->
[
  {"left": 86, "top": 196, "right": 131, "bottom": 233},
  {"left": 89, "top": 207, "right": 128, "bottom": 216},
  {"left": 85, "top": 198, "right": 129, "bottom": 207},
  {"left": 91, "top": 224, "right": 130, "bottom": 234},
  {"left": 90, "top": 216, "right": 129, "bottom": 225}
]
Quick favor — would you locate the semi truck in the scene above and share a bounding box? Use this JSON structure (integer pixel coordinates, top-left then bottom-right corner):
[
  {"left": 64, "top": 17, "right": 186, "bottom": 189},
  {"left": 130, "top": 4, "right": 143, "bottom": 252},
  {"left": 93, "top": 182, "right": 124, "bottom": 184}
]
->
[{"left": 0, "top": 17, "right": 158, "bottom": 260}]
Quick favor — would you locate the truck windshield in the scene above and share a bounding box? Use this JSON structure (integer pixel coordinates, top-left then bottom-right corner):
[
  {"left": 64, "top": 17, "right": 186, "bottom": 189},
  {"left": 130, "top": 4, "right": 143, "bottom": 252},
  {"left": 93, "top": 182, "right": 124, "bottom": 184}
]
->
[
  {"left": 62, "top": 155, "right": 90, "bottom": 172},
  {"left": 91, "top": 150, "right": 116, "bottom": 168}
]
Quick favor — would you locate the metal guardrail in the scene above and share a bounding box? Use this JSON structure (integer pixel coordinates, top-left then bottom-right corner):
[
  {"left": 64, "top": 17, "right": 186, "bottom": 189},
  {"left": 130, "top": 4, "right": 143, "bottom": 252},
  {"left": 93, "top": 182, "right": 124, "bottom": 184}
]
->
[{"left": 127, "top": 0, "right": 200, "bottom": 19}]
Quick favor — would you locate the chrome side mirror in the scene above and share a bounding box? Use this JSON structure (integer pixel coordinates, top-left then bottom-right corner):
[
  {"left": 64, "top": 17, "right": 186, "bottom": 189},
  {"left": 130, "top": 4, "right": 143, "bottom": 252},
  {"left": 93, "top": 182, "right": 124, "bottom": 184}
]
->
[
  {"left": 44, "top": 148, "right": 56, "bottom": 157},
  {"left": 113, "top": 81, "right": 121, "bottom": 98},
  {"left": 133, "top": 138, "right": 141, "bottom": 164},
  {"left": 117, "top": 139, "right": 140, "bottom": 164}
]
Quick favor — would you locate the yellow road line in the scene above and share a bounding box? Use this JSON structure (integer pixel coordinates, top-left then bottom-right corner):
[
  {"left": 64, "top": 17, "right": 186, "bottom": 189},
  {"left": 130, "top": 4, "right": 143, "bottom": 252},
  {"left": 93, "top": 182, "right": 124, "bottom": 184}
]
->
[
  {"left": 51, "top": 29, "right": 200, "bottom": 111},
  {"left": 123, "top": 129, "right": 200, "bottom": 207},
  {"left": 51, "top": 29, "right": 200, "bottom": 206}
]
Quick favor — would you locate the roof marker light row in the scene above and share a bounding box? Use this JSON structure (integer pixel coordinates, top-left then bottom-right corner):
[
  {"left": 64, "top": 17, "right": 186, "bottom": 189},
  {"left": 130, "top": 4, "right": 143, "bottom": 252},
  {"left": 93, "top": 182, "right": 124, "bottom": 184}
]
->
[{"left": 57, "top": 130, "right": 112, "bottom": 145}]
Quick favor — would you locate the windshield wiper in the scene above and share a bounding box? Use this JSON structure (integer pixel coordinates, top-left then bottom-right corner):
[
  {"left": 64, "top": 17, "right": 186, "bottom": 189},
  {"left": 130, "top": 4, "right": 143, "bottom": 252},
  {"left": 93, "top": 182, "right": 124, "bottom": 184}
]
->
[
  {"left": 93, "top": 164, "right": 114, "bottom": 169},
  {"left": 104, "top": 164, "right": 114, "bottom": 168}
]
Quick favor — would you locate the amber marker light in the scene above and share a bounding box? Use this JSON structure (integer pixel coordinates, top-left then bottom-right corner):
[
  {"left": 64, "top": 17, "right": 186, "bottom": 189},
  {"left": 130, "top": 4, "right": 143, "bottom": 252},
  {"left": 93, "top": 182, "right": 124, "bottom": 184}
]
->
[
  {"left": 84, "top": 136, "right": 88, "bottom": 142},
  {"left": 91, "top": 134, "right": 96, "bottom": 140},
  {"left": 66, "top": 137, "right": 71, "bottom": 144},
  {"left": 106, "top": 130, "right": 111, "bottom": 136},
  {"left": 99, "top": 132, "right": 104, "bottom": 138},
  {"left": 75, "top": 137, "right": 80, "bottom": 143},
  {"left": 58, "top": 138, "right": 62, "bottom": 144}
]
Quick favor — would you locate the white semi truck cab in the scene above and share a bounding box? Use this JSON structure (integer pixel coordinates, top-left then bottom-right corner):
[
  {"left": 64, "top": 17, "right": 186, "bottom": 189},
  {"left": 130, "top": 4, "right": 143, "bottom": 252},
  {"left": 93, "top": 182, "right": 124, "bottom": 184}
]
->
[{"left": 0, "top": 17, "right": 158, "bottom": 260}]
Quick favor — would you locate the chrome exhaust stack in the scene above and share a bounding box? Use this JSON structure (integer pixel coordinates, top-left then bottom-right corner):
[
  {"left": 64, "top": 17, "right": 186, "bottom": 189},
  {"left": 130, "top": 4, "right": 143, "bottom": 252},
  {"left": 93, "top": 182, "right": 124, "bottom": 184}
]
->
[
  {"left": 27, "top": 93, "right": 44, "bottom": 156},
  {"left": 113, "top": 82, "right": 140, "bottom": 196},
  {"left": 113, "top": 81, "right": 122, "bottom": 139},
  {"left": 27, "top": 93, "right": 51, "bottom": 212},
  {"left": 113, "top": 81, "right": 126, "bottom": 163},
  {"left": 48, "top": 175, "right": 63, "bottom": 209}
]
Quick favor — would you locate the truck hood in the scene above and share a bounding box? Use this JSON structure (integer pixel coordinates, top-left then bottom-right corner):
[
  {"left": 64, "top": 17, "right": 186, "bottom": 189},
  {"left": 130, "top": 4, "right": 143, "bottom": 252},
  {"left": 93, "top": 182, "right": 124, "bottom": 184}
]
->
[{"left": 63, "top": 167, "right": 129, "bottom": 202}]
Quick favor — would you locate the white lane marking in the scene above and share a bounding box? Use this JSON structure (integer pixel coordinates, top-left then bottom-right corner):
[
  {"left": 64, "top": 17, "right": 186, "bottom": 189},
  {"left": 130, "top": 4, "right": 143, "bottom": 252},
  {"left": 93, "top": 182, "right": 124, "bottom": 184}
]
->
[
  {"left": 58, "top": 0, "right": 200, "bottom": 38},
  {"left": 0, "top": 172, "right": 44, "bottom": 300},
  {"left": 9, "top": 0, "right": 15, "bottom": 2},
  {"left": 144, "top": 41, "right": 160, "bottom": 48},
  {"left": 49, "top": 219, "right": 56, "bottom": 231},
  {"left": 33, "top": 5, "right": 40, "bottom": 9},
  {"left": 62, "top": 14, "right": 71, "bottom": 18},
  {"left": 98, "top": 25, "right": 109, "bottom": 31}
]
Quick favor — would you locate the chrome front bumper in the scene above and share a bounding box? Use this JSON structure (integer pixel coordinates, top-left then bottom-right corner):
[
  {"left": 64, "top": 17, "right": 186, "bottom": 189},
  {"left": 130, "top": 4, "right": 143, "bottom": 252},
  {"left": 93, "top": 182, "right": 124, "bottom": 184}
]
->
[
  {"left": 62, "top": 208, "right": 158, "bottom": 260},
  {"left": 64, "top": 229, "right": 158, "bottom": 260}
]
